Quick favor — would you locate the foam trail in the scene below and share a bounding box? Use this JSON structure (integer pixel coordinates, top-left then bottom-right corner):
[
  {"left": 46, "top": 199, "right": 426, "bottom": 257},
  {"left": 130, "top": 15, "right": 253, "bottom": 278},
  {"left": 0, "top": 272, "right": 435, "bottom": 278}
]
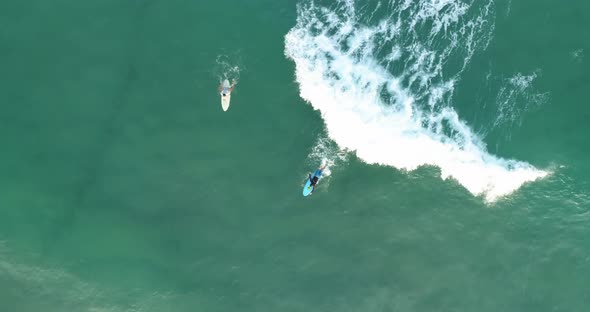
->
[
  {"left": 214, "top": 54, "right": 242, "bottom": 83},
  {"left": 285, "top": 0, "right": 548, "bottom": 202},
  {"left": 493, "top": 71, "right": 549, "bottom": 133},
  {"left": 307, "top": 135, "right": 349, "bottom": 179}
]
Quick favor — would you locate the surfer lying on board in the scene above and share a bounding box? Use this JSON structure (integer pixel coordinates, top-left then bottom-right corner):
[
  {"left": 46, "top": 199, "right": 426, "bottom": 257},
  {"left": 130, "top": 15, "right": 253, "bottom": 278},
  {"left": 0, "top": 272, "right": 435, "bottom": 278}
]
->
[
  {"left": 218, "top": 79, "right": 237, "bottom": 97},
  {"left": 308, "top": 174, "right": 319, "bottom": 187},
  {"left": 308, "top": 164, "right": 327, "bottom": 192}
]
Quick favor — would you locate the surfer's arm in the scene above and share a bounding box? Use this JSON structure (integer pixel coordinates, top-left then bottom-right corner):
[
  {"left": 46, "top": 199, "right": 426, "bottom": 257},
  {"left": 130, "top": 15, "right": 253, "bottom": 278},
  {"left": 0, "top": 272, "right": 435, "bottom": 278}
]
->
[
  {"left": 228, "top": 80, "right": 237, "bottom": 92},
  {"left": 218, "top": 84, "right": 223, "bottom": 92}
]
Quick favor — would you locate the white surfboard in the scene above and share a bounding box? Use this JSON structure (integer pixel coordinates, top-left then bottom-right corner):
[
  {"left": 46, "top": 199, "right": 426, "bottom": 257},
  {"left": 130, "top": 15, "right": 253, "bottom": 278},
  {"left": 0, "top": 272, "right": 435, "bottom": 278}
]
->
[
  {"left": 220, "top": 79, "right": 231, "bottom": 111},
  {"left": 221, "top": 93, "right": 231, "bottom": 111}
]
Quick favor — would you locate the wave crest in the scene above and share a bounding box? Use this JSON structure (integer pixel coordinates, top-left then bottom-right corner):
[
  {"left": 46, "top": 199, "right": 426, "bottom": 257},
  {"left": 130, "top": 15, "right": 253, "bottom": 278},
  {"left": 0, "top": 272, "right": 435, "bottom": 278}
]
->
[{"left": 285, "top": 0, "right": 547, "bottom": 202}]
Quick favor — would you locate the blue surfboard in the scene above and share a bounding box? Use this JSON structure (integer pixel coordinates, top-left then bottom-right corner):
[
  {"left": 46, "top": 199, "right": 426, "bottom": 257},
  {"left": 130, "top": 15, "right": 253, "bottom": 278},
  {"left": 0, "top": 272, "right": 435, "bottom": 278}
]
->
[{"left": 303, "top": 169, "right": 323, "bottom": 196}]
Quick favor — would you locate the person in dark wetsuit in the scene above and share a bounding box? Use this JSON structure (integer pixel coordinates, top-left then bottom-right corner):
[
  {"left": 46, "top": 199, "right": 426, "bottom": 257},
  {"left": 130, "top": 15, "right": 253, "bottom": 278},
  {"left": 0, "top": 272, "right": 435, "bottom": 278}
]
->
[
  {"left": 307, "top": 164, "right": 326, "bottom": 194},
  {"left": 307, "top": 174, "right": 320, "bottom": 194},
  {"left": 308, "top": 174, "right": 319, "bottom": 187},
  {"left": 218, "top": 79, "right": 237, "bottom": 97}
]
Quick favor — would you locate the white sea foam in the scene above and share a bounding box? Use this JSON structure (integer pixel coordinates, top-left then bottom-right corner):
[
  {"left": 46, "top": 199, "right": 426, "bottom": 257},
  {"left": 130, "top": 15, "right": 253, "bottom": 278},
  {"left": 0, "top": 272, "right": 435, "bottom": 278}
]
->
[
  {"left": 285, "top": 0, "right": 548, "bottom": 202},
  {"left": 307, "top": 135, "right": 349, "bottom": 178},
  {"left": 214, "top": 54, "right": 242, "bottom": 83},
  {"left": 571, "top": 48, "right": 584, "bottom": 62},
  {"left": 493, "top": 71, "right": 549, "bottom": 132}
]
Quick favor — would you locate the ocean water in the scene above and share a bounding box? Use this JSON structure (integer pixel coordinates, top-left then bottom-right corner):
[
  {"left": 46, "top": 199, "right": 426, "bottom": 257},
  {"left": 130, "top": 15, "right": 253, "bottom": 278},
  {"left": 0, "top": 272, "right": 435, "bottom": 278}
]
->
[{"left": 0, "top": 0, "right": 589, "bottom": 311}]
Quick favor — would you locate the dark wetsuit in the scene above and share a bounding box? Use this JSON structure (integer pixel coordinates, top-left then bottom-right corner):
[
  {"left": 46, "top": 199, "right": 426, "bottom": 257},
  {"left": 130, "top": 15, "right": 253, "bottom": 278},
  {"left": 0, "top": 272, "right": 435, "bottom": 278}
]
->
[{"left": 309, "top": 174, "right": 319, "bottom": 187}]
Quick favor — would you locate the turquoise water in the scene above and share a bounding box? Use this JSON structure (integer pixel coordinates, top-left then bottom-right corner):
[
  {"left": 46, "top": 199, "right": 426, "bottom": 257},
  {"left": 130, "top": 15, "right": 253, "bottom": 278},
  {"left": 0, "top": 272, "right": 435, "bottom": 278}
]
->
[{"left": 0, "top": 0, "right": 589, "bottom": 311}]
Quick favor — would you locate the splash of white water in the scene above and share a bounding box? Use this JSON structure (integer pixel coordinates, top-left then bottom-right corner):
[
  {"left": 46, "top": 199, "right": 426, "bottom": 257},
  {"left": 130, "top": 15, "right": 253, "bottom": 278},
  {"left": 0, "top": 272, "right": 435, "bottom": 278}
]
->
[{"left": 285, "top": 0, "right": 547, "bottom": 202}]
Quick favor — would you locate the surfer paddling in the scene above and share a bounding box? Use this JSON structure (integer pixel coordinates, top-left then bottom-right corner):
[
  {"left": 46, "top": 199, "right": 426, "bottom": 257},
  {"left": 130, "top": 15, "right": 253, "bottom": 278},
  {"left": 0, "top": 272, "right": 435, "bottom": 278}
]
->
[
  {"left": 218, "top": 79, "right": 237, "bottom": 97},
  {"left": 307, "top": 164, "right": 327, "bottom": 194},
  {"left": 219, "top": 79, "right": 236, "bottom": 112}
]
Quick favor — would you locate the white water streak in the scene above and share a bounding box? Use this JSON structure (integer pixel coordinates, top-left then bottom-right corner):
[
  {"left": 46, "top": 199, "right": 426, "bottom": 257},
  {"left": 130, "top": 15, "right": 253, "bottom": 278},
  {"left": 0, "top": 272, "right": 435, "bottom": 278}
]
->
[{"left": 286, "top": 0, "right": 548, "bottom": 202}]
